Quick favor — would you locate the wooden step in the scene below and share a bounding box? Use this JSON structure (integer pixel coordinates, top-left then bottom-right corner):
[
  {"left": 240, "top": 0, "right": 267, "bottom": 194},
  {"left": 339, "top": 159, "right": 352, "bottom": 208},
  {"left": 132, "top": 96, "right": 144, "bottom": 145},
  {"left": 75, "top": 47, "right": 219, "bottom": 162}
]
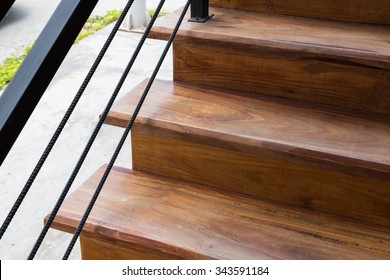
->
[
  {"left": 150, "top": 8, "right": 390, "bottom": 115},
  {"left": 209, "top": 0, "right": 390, "bottom": 24},
  {"left": 105, "top": 79, "right": 390, "bottom": 227},
  {"left": 50, "top": 165, "right": 390, "bottom": 259}
]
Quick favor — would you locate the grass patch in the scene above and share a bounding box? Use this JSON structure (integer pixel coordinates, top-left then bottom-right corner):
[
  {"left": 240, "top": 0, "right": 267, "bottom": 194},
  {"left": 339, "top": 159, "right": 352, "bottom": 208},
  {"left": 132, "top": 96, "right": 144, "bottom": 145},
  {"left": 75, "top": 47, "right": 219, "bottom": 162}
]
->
[
  {"left": 147, "top": 8, "right": 168, "bottom": 17},
  {"left": 0, "top": 45, "right": 32, "bottom": 90},
  {"left": 0, "top": 8, "right": 171, "bottom": 90},
  {"left": 75, "top": 9, "right": 122, "bottom": 43}
]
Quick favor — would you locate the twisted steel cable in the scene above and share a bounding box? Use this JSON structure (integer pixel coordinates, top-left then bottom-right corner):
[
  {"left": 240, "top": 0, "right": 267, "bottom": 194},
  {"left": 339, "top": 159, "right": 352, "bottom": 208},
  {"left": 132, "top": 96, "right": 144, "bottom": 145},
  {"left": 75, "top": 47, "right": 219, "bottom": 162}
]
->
[
  {"left": 62, "top": 0, "right": 191, "bottom": 260},
  {"left": 0, "top": 0, "right": 136, "bottom": 240},
  {"left": 28, "top": 0, "right": 169, "bottom": 260}
]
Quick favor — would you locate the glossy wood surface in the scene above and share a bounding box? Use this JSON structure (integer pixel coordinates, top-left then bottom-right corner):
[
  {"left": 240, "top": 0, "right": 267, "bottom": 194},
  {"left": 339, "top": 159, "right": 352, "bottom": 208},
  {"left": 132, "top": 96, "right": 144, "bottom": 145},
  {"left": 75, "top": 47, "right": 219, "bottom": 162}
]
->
[
  {"left": 151, "top": 8, "right": 390, "bottom": 68},
  {"left": 132, "top": 125, "right": 390, "bottom": 227},
  {"left": 106, "top": 79, "right": 390, "bottom": 179},
  {"left": 105, "top": 79, "right": 390, "bottom": 226},
  {"left": 51, "top": 165, "right": 390, "bottom": 259},
  {"left": 80, "top": 234, "right": 182, "bottom": 260},
  {"left": 151, "top": 9, "right": 390, "bottom": 114},
  {"left": 173, "top": 41, "right": 390, "bottom": 115},
  {"left": 209, "top": 0, "right": 390, "bottom": 24}
]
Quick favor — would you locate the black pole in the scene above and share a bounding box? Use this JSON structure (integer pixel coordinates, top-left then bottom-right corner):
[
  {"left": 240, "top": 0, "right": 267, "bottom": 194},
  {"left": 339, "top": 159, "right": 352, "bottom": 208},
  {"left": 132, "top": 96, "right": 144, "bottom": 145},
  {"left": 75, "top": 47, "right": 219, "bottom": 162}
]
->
[
  {"left": 0, "top": 0, "right": 15, "bottom": 22},
  {"left": 189, "top": 0, "right": 213, "bottom": 22},
  {"left": 0, "top": 0, "right": 98, "bottom": 165}
]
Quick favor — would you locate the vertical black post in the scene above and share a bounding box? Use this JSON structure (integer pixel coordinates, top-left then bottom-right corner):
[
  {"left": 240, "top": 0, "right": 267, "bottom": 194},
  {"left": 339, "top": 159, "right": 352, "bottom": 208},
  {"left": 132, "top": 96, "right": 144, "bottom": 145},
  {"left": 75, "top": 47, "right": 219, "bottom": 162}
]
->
[
  {"left": 189, "top": 0, "right": 213, "bottom": 22},
  {"left": 0, "top": 0, "right": 98, "bottom": 165}
]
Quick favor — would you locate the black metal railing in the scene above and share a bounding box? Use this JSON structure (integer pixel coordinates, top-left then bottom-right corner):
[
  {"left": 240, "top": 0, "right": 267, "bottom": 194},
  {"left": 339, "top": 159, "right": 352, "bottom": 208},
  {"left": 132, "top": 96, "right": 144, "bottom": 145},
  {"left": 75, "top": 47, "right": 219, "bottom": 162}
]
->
[
  {"left": 189, "top": 0, "right": 213, "bottom": 22},
  {"left": 0, "top": 0, "right": 212, "bottom": 259},
  {"left": 0, "top": 0, "right": 15, "bottom": 22},
  {"left": 0, "top": 0, "right": 100, "bottom": 166}
]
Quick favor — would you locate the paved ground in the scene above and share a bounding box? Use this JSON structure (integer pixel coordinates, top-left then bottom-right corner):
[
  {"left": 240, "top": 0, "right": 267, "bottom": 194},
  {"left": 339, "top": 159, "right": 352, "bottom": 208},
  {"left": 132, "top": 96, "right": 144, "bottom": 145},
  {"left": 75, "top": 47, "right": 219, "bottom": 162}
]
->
[
  {"left": 0, "top": 0, "right": 182, "bottom": 61},
  {"left": 0, "top": 0, "right": 184, "bottom": 260},
  {"left": 0, "top": 0, "right": 131, "bottom": 62}
]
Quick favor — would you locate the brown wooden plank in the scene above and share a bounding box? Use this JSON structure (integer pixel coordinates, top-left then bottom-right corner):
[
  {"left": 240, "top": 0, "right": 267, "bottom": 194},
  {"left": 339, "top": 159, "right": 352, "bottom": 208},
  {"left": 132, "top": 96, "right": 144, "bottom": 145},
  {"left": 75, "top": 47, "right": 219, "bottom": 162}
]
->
[
  {"left": 151, "top": 8, "right": 390, "bottom": 68},
  {"left": 173, "top": 41, "right": 390, "bottom": 115},
  {"left": 80, "top": 234, "right": 182, "bottom": 260},
  {"left": 51, "top": 165, "right": 390, "bottom": 259},
  {"left": 133, "top": 125, "right": 390, "bottom": 227},
  {"left": 150, "top": 8, "right": 390, "bottom": 114},
  {"left": 209, "top": 0, "right": 390, "bottom": 24},
  {"left": 106, "top": 79, "right": 390, "bottom": 179},
  {"left": 105, "top": 79, "right": 390, "bottom": 226}
]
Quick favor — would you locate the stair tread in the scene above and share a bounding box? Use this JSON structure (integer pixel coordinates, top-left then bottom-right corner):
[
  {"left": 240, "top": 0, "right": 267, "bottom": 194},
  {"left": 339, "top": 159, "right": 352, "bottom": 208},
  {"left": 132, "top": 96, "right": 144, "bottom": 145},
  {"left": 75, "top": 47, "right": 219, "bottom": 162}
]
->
[
  {"left": 51, "top": 165, "right": 390, "bottom": 259},
  {"left": 106, "top": 79, "right": 390, "bottom": 179},
  {"left": 151, "top": 7, "right": 390, "bottom": 68}
]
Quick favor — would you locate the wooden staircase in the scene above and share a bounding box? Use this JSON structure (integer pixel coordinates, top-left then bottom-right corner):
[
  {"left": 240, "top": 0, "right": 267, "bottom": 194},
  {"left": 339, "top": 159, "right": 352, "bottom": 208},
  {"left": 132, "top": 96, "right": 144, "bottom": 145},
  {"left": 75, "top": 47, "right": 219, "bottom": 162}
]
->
[{"left": 49, "top": 1, "right": 390, "bottom": 259}]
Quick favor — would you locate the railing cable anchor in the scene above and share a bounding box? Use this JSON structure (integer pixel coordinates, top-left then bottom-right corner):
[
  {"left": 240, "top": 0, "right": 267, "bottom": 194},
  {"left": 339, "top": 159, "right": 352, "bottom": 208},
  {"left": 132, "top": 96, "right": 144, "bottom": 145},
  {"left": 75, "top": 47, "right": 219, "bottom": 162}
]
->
[{"left": 188, "top": 0, "right": 214, "bottom": 23}]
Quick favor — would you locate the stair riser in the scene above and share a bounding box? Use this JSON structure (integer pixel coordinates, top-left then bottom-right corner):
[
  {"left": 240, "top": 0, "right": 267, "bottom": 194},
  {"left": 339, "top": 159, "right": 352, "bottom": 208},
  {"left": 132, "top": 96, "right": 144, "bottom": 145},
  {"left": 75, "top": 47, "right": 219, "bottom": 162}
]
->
[
  {"left": 173, "top": 42, "right": 390, "bottom": 115},
  {"left": 132, "top": 124, "right": 390, "bottom": 228},
  {"left": 209, "top": 0, "right": 390, "bottom": 24},
  {"left": 80, "top": 235, "right": 185, "bottom": 260},
  {"left": 50, "top": 165, "right": 390, "bottom": 260}
]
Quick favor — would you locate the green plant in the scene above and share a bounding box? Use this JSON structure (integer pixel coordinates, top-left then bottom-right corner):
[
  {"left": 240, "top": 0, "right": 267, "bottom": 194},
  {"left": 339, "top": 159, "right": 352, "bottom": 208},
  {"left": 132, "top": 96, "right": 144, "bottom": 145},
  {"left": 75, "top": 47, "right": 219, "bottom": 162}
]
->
[
  {"left": 147, "top": 8, "right": 168, "bottom": 17},
  {"left": 75, "top": 9, "right": 122, "bottom": 43},
  {"left": 0, "top": 45, "right": 32, "bottom": 90}
]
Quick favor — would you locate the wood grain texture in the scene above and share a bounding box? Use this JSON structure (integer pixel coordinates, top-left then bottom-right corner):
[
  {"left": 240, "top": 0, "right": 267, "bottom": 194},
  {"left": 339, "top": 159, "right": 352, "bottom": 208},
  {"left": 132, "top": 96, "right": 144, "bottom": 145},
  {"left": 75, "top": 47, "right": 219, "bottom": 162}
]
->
[
  {"left": 150, "top": 8, "right": 390, "bottom": 68},
  {"left": 51, "top": 165, "right": 390, "bottom": 259},
  {"left": 209, "top": 0, "right": 390, "bottom": 24},
  {"left": 105, "top": 79, "right": 390, "bottom": 226},
  {"left": 150, "top": 8, "right": 390, "bottom": 114},
  {"left": 80, "top": 234, "right": 182, "bottom": 260},
  {"left": 173, "top": 41, "right": 390, "bottom": 114},
  {"left": 106, "top": 79, "right": 390, "bottom": 180},
  {"left": 133, "top": 125, "right": 390, "bottom": 227}
]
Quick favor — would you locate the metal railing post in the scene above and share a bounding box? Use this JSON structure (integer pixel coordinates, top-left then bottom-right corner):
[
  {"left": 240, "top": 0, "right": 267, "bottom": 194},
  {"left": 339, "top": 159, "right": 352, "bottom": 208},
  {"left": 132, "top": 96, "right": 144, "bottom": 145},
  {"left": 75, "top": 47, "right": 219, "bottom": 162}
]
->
[
  {"left": 0, "top": 0, "right": 15, "bottom": 22},
  {"left": 0, "top": 0, "right": 98, "bottom": 165},
  {"left": 189, "top": 0, "right": 213, "bottom": 22}
]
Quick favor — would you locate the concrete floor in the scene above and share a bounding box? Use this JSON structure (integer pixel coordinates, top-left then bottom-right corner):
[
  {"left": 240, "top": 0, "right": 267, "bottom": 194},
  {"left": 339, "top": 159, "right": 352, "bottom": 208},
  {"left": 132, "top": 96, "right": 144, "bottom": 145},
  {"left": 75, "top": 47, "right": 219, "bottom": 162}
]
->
[{"left": 0, "top": 0, "right": 184, "bottom": 260}]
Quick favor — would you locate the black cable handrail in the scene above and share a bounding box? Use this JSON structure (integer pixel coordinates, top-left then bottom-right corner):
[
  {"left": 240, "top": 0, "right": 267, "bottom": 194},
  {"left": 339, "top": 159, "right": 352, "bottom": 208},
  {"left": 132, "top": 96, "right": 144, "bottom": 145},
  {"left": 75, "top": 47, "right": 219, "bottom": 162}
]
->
[
  {"left": 28, "top": 0, "right": 167, "bottom": 260},
  {"left": 63, "top": 0, "right": 191, "bottom": 259}
]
